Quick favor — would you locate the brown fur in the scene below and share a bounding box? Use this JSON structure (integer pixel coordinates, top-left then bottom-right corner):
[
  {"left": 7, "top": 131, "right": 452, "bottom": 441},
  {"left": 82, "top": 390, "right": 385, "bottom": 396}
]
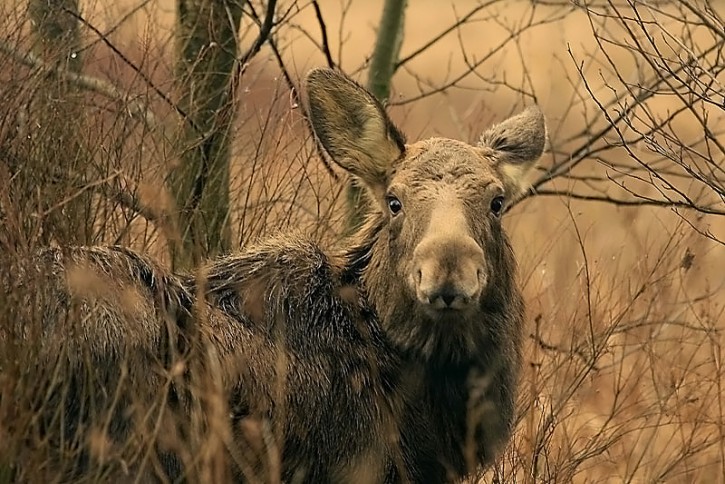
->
[{"left": 1, "top": 68, "right": 546, "bottom": 483}]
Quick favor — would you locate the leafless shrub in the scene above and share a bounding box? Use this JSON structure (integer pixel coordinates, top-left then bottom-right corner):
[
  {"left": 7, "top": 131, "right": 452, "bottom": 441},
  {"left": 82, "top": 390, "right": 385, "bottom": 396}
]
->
[
  {"left": 527, "top": 0, "right": 724, "bottom": 243},
  {"left": 1, "top": 0, "right": 723, "bottom": 482}
]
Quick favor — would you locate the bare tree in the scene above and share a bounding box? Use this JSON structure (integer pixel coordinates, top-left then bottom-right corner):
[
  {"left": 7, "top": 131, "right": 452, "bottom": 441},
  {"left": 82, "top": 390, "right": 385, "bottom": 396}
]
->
[
  {"left": 526, "top": 0, "right": 724, "bottom": 244},
  {"left": 23, "top": 0, "right": 90, "bottom": 245},
  {"left": 170, "top": 0, "right": 245, "bottom": 268}
]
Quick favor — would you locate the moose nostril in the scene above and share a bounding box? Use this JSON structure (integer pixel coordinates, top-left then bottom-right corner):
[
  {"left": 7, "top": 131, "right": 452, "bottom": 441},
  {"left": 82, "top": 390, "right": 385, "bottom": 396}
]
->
[
  {"left": 441, "top": 293, "right": 456, "bottom": 307},
  {"left": 428, "top": 286, "right": 458, "bottom": 307}
]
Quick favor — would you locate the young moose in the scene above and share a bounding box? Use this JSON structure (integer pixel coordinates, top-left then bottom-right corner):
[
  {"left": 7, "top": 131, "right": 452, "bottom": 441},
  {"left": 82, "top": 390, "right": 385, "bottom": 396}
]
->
[{"left": 6, "top": 68, "right": 546, "bottom": 482}]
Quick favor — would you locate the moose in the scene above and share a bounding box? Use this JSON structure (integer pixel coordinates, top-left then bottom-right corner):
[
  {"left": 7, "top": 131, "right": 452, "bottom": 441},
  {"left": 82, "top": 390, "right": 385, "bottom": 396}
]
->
[{"left": 2, "top": 68, "right": 546, "bottom": 483}]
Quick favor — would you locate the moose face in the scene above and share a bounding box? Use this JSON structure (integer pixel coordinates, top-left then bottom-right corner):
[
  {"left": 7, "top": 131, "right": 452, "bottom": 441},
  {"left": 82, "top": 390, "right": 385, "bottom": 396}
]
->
[
  {"left": 385, "top": 138, "right": 507, "bottom": 319},
  {"left": 306, "top": 68, "right": 546, "bottom": 328}
]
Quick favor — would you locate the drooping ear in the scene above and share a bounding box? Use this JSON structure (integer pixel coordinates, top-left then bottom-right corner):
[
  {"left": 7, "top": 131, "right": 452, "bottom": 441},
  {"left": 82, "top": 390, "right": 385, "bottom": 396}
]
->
[
  {"left": 305, "top": 68, "right": 406, "bottom": 200},
  {"left": 479, "top": 106, "right": 547, "bottom": 195}
]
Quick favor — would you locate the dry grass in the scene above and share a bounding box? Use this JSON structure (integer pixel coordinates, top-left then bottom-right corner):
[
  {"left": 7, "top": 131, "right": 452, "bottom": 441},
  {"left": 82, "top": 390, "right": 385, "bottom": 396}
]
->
[{"left": 0, "top": 0, "right": 723, "bottom": 482}]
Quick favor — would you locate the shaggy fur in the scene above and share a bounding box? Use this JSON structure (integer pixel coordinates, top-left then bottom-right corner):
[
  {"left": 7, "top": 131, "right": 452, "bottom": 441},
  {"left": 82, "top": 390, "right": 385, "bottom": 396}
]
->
[{"left": 1, "top": 68, "right": 546, "bottom": 483}]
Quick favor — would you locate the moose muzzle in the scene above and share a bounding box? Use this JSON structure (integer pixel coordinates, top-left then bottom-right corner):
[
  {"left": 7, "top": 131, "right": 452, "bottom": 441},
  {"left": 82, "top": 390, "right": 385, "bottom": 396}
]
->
[{"left": 410, "top": 199, "right": 486, "bottom": 313}]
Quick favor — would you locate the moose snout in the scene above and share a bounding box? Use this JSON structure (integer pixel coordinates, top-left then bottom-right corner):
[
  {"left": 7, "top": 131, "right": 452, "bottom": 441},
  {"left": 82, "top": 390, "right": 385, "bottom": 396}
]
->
[{"left": 411, "top": 235, "right": 486, "bottom": 312}]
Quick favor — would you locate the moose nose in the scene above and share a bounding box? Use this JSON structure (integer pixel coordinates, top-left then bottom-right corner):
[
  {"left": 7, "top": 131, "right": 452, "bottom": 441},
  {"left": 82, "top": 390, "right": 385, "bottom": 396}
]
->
[
  {"left": 429, "top": 286, "right": 458, "bottom": 308},
  {"left": 418, "top": 280, "right": 474, "bottom": 309},
  {"left": 412, "top": 236, "right": 486, "bottom": 311}
]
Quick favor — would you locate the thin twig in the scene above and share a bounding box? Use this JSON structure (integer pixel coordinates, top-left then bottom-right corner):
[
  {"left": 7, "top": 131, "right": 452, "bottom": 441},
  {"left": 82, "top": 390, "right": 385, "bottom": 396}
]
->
[
  {"left": 529, "top": 188, "right": 725, "bottom": 215},
  {"left": 61, "top": 7, "right": 200, "bottom": 134},
  {"left": 0, "top": 39, "right": 160, "bottom": 132},
  {"left": 311, "top": 0, "right": 335, "bottom": 68}
]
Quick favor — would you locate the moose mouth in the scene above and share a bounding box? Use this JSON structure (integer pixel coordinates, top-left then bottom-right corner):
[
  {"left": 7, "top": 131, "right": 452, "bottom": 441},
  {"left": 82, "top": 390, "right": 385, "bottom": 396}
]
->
[{"left": 418, "top": 300, "right": 477, "bottom": 322}]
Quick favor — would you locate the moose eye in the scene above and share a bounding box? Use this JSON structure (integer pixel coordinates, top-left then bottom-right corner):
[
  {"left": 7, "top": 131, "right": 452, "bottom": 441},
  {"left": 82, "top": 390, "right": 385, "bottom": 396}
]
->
[
  {"left": 387, "top": 196, "right": 403, "bottom": 215},
  {"left": 490, "top": 196, "right": 505, "bottom": 216}
]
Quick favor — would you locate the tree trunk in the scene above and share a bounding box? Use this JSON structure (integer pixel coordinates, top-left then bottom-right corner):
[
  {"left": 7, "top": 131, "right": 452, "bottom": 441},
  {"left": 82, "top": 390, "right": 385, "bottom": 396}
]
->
[
  {"left": 367, "top": 0, "right": 407, "bottom": 101},
  {"left": 346, "top": 0, "right": 407, "bottom": 231},
  {"left": 27, "top": 0, "right": 90, "bottom": 245},
  {"left": 171, "top": 0, "right": 245, "bottom": 269}
]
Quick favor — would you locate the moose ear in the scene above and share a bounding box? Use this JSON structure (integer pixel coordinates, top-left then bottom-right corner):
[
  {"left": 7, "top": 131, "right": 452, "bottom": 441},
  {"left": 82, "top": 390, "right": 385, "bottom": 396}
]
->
[
  {"left": 305, "top": 68, "right": 405, "bottom": 200},
  {"left": 479, "top": 106, "right": 547, "bottom": 195}
]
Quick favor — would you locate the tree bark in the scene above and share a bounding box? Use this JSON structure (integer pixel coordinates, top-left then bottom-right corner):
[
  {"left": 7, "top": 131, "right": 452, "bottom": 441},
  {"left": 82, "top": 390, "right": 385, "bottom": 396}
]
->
[
  {"left": 171, "top": 0, "right": 245, "bottom": 269},
  {"left": 27, "top": 0, "right": 90, "bottom": 245},
  {"left": 367, "top": 0, "right": 407, "bottom": 101}
]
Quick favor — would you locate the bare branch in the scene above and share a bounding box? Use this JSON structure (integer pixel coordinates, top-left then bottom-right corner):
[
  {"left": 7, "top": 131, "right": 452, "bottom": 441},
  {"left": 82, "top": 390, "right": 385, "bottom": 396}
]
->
[
  {"left": 61, "top": 7, "right": 199, "bottom": 134},
  {"left": 530, "top": 189, "right": 725, "bottom": 216},
  {"left": 311, "top": 0, "right": 335, "bottom": 68},
  {"left": 0, "top": 39, "right": 161, "bottom": 132}
]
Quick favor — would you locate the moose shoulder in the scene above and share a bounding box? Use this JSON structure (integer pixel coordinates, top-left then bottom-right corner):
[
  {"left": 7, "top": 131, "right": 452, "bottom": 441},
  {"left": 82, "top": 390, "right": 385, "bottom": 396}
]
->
[{"left": 7, "top": 68, "right": 546, "bottom": 483}]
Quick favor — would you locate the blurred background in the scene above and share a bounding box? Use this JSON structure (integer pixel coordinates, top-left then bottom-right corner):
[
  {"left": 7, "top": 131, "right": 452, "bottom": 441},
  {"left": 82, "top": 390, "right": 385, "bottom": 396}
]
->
[{"left": 0, "top": 0, "right": 723, "bottom": 482}]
